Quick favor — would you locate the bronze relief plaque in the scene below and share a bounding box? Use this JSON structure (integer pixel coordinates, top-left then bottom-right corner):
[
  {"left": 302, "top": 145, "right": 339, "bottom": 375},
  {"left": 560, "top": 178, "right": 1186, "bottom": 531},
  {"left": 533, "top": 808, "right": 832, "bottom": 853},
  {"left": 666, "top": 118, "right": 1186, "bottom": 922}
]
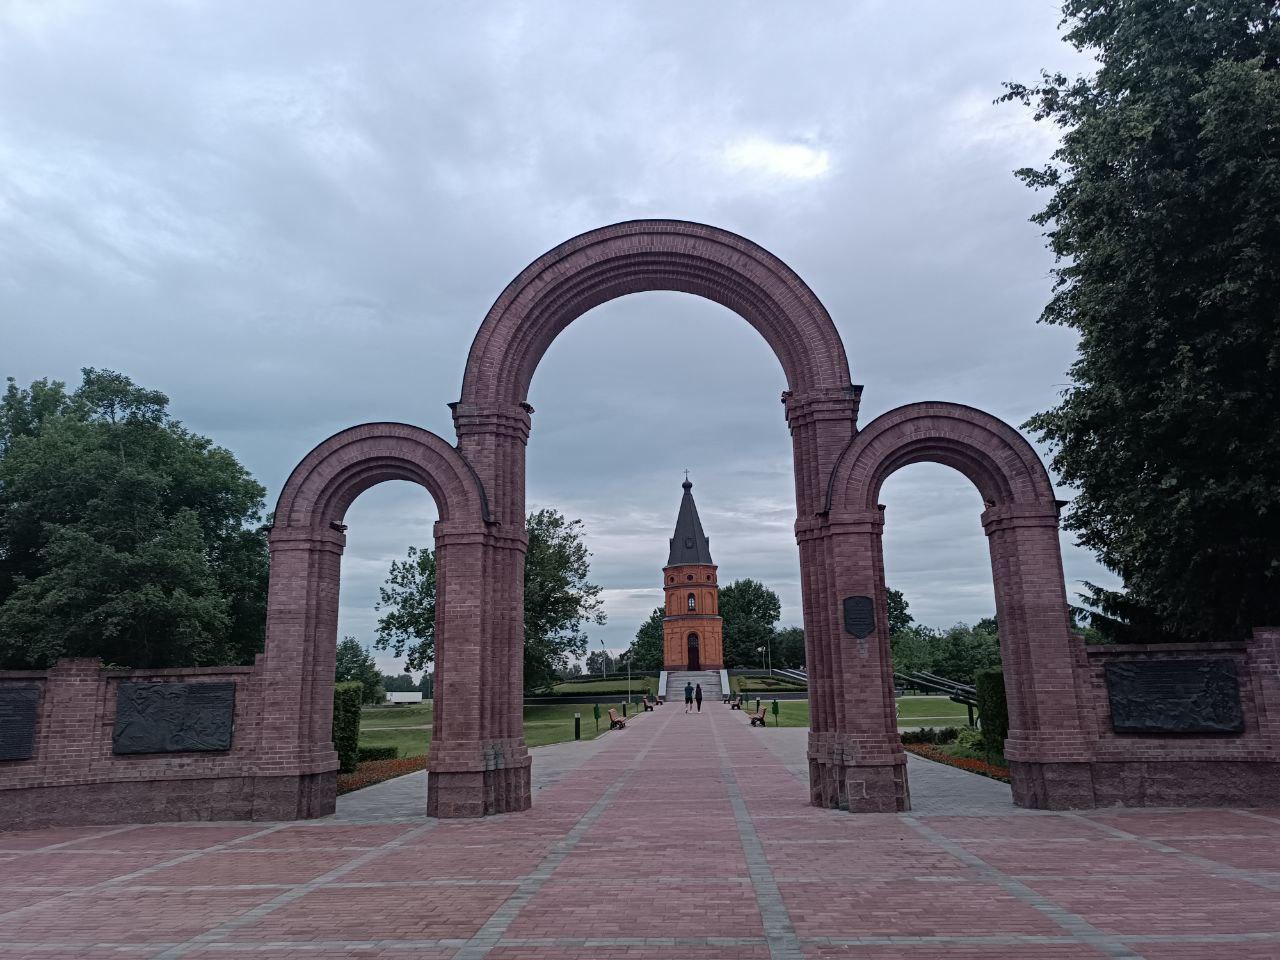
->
[
  {"left": 843, "top": 596, "right": 875, "bottom": 640},
  {"left": 1104, "top": 658, "right": 1244, "bottom": 734},
  {"left": 113, "top": 681, "right": 236, "bottom": 754},
  {"left": 0, "top": 684, "right": 41, "bottom": 761}
]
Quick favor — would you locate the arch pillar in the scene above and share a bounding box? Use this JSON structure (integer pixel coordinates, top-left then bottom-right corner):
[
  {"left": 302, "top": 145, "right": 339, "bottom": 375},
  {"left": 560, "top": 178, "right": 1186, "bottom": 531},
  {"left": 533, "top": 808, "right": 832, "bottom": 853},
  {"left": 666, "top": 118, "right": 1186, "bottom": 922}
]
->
[
  {"left": 803, "top": 508, "right": 910, "bottom": 812},
  {"left": 427, "top": 520, "right": 531, "bottom": 816},
  {"left": 982, "top": 504, "right": 1093, "bottom": 808},
  {"left": 263, "top": 423, "right": 525, "bottom": 818}
]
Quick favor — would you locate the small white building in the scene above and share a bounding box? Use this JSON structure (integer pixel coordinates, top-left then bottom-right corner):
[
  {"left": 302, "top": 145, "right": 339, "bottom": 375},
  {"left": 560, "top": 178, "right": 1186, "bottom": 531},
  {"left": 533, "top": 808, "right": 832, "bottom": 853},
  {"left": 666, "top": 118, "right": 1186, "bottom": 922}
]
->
[{"left": 385, "top": 691, "right": 424, "bottom": 705}]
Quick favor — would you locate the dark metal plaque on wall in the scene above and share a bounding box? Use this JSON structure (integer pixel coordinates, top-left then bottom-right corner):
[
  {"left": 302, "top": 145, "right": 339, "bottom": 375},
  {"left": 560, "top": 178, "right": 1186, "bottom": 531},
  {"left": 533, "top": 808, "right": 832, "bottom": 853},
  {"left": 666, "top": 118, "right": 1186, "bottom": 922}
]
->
[
  {"left": 1104, "top": 659, "right": 1244, "bottom": 734},
  {"left": 843, "top": 596, "right": 875, "bottom": 639},
  {"left": 112, "top": 682, "right": 236, "bottom": 754},
  {"left": 0, "top": 685, "right": 41, "bottom": 761}
]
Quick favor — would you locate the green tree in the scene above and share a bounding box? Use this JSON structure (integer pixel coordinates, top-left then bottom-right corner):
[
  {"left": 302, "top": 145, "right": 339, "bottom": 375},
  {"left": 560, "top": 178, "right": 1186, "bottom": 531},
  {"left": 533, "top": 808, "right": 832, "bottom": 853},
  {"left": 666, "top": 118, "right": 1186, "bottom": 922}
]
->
[
  {"left": 1003, "top": 2, "right": 1280, "bottom": 640},
  {"left": 624, "top": 607, "right": 665, "bottom": 671},
  {"left": 772, "top": 625, "right": 806, "bottom": 669},
  {"left": 886, "top": 588, "right": 913, "bottom": 635},
  {"left": 931, "top": 622, "right": 1001, "bottom": 685},
  {"left": 335, "top": 636, "right": 383, "bottom": 704},
  {"left": 719, "top": 578, "right": 781, "bottom": 668},
  {"left": 890, "top": 624, "right": 938, "bottom": 676},
  {"left": 584, "top": 649, "right": 613, "bottom": 677},
  {"left": 381, "top": 672, "right": 417, "bottom": 693},
  {"left": 373, "top": 507, "right": 606, "bottom": 689},
  {"left": 0, "top": 370, "right": 269, "bottom": 669}
]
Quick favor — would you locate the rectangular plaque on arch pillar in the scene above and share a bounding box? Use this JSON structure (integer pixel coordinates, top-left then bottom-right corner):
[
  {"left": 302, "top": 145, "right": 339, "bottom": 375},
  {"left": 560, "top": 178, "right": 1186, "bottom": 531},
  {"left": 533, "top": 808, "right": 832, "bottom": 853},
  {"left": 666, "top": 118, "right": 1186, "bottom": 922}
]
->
[
  {"left": 0, "top": 684, "right": 41, "bottom": 760},
  {"left": 112, "top": 681, "right": 236, "bottom": 754},
  {"left": 843, "top": 596, "right": 875, "bottom": 639},
  {"left": 1104, "top": 658, "right": 1244, "bottom": 734}
]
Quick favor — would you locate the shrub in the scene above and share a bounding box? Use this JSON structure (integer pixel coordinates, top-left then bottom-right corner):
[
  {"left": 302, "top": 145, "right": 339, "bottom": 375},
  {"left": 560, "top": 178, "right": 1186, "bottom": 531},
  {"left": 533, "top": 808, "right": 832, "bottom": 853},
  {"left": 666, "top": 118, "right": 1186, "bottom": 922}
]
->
[
  {"left": 332, "top": 681, "right": 363, "bottom": 773},
  {"left": 955, "top": 725, "right": 984, "bottom": 751},
  {"left": 900, "top": 726, "right": 960, "bottom": 745},
  {"left": 974, "top": 668, "right": 1009, "bottom": 754},
  {"left": 358, "top": 745, "right": 399, "bottom": 763}
]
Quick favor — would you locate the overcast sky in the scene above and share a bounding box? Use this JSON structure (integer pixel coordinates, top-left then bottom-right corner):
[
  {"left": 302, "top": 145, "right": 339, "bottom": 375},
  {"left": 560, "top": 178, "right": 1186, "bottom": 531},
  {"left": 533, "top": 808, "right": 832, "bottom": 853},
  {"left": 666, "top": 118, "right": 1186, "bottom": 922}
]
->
[{"left": 1, "top": 1, "right": 1116, "bottom": 675}]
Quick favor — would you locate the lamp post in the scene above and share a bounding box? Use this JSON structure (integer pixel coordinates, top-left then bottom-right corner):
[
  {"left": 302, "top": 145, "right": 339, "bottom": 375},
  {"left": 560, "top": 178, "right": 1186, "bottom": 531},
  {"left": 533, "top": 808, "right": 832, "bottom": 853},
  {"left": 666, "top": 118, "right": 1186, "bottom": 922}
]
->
[
  {"left": 757, "top": 645, "right": 765, "bottom": 671},
  {"left": 600, "top": 638, "right": 608, "bottom": 679}
]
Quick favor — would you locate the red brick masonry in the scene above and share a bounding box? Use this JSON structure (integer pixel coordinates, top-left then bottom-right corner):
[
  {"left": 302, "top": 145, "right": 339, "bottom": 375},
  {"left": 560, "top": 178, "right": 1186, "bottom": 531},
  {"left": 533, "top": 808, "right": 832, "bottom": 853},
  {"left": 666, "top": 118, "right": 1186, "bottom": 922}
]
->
[{"left": 2, "top": 220, "right": 1278, "bottom": 827}]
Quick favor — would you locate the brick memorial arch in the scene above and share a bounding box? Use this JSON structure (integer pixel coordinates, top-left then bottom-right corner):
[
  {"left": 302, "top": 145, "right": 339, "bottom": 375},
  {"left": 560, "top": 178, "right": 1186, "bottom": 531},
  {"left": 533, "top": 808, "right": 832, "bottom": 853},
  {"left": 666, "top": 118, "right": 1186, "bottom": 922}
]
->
[
  {"left": 264, "top": 422, "right": 528, "bottom": 818},
  {"left": 3, "top": 220, "right": 1277, "bottom": 827},
  {"left": 450, "top": 219, "right": 862, "bottom": 814},
  {"left": 815, "top": 403, "right": 1087, "bottom": 811}
]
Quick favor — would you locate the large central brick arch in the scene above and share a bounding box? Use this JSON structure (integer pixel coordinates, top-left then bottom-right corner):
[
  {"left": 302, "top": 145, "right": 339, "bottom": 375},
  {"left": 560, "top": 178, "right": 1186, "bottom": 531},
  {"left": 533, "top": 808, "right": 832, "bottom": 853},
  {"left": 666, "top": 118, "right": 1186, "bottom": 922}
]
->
[
  {"left": 452, "top": 220, "right": 862, "bottom": 814},
  {"left": 814, "top": 402, "right": 1088, "bottom": 810},
  {"left": 262, "top": 423, "right": 528, "bottom": 818}
]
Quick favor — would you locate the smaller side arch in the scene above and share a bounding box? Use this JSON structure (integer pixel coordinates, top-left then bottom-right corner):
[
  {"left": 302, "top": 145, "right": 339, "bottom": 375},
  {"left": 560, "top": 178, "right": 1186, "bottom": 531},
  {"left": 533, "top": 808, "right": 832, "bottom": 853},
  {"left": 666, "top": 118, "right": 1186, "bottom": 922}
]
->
[
  {"left": 826, "top": 402, "right": 1057, "bottom": 515},
  {"left": 273, "top": 422, "right": 489, "bottom": 532},
  {"left": 261, "top": 423, "right": 524, "bottom": 820},
  {"left": 809, "top": 401, "right": 1090, "bottom": 814}
]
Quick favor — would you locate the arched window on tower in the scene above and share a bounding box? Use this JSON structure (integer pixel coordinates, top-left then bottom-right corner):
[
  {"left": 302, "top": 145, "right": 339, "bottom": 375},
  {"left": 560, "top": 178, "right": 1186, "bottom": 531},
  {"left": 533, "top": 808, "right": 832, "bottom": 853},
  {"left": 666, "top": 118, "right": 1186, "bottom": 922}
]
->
[{"left": 687, "top": 592, "right": 696, "bottom": 611}]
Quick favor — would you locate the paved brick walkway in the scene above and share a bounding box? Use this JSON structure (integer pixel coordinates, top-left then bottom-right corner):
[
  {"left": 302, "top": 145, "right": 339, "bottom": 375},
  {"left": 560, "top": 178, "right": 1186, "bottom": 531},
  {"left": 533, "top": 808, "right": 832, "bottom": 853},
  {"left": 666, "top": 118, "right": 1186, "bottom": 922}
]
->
[{"left": 3, "top": 704, "right": 1280, "bottom": 958}]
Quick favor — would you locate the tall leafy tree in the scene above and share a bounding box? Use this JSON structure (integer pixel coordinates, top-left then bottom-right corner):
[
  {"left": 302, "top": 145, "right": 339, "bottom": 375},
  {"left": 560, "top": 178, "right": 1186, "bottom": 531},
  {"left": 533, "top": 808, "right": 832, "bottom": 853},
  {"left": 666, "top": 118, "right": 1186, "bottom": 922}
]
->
[
  {"left": 0, "top": 370, "right": 269, "bottom": 669},
  {"left": 772, "top": 625, "right": 806, "bottom": 669},
  {"left": 335, "top": 636, "right": 383, "bottom": 704},
  {"left": 1003, "top": 1, "right": 1280, "bottom": 640},
  {"left": 719, "top": 578, "right": 782, "bottom": 668},
  {"left": 624, "top": 607, "right": 665, "bottom": 671},
  {"left": 373, "top": 507, "right": 605, "bottom": 689}
]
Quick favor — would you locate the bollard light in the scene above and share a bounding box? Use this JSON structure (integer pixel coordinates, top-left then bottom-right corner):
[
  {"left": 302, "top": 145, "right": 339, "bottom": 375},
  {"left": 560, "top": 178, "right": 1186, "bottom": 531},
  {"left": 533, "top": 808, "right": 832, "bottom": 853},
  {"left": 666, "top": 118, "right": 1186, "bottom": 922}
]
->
[{"left": 574, "top": 712, "right": 581, "bottom": 741}]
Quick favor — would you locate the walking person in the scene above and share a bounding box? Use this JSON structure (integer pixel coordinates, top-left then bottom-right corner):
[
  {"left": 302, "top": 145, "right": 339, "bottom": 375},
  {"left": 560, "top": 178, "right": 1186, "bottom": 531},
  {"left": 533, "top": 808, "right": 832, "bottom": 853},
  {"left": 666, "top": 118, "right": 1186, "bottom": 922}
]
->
[
  {"left": 694, "top": 683, "right": 703, "bottom": 713},
  {"left": 684, "top": 680, "right": 694, "bottom": 713}
]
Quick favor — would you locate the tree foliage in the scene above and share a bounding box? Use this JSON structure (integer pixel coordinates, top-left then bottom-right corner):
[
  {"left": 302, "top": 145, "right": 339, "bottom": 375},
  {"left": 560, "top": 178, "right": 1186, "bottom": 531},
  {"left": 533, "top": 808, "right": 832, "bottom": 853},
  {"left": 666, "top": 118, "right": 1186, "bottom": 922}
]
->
[
  {"left": 335, "top": 636, "right": 384, "bottom": 704},
  {"left": 719, "top": 578, "right": 782, "bottom": 668},
  {"left": 890, "top": 619, "right": 1001, "bottom": 685},
  {"left": 0, "top": 370, "right": 269, "bottom": 669},
  {"left": 373, "top": 507, "right": 605, "bottom": 689},
  {"left": 623, "top": 607, "right": 665, "bottom": 671},
  {"left": 1003, "top": 1, "right": 1280, "bottom": 639}
]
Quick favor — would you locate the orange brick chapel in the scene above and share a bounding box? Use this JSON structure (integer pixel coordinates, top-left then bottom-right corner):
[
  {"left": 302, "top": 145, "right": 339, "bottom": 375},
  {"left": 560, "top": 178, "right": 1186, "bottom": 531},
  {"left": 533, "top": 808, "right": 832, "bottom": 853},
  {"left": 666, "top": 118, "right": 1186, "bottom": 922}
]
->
[{"left": 662, "top": 477, "right": 723, "bottom": 671}]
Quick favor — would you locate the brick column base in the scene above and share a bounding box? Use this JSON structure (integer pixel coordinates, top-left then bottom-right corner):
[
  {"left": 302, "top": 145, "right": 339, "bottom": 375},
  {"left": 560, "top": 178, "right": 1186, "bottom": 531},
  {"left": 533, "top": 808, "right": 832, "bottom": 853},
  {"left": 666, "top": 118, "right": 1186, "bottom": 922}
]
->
[
  {"left": 808, "top": 733, "right": 909, "bottom": 812},
  {"left": 427, "top": 740, "right": 531, "bottom": 817}
]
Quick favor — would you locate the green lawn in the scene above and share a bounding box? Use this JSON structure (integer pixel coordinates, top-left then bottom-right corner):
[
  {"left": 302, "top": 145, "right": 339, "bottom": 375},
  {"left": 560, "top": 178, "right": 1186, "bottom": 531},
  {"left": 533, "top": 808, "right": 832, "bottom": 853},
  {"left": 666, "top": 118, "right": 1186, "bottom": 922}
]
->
[
  {"left": 725, "top": 695, "right": 971, "bottom": 729},
  {"left": 549, "top": 678, "right": 656, "bottom": 696},
  {"left": 730, "top": 675, "right": 808, "bottom": 694},
  {"left": 357, "top": 701, "right": 643, "bottom": 758}
]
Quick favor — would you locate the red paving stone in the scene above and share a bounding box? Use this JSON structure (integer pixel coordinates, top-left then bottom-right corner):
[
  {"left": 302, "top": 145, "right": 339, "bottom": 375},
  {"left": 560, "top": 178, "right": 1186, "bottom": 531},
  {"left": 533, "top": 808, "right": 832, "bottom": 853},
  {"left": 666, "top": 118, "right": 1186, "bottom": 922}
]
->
[
  {"left": 226, "top": 883, "right": 517, "bottom": 941},
  {"left": 2, "top": 703, "right": 1280, "bottom": 958}
]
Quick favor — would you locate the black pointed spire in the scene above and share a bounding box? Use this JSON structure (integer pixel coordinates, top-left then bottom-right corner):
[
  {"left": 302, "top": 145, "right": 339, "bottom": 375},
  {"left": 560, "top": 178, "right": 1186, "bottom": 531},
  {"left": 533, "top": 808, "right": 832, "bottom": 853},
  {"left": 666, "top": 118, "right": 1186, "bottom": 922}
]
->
[{"left": 667, "top": 476, "right": 713, "bottom": 566}]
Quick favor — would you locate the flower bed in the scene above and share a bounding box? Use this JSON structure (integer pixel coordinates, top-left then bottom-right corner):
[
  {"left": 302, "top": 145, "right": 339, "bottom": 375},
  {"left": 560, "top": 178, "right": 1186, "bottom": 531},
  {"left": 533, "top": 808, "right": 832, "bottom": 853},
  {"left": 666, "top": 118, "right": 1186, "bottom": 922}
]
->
[
  {"left": 337, "top": 755, "right": 428, "bottom": 794},
  {"left": 903, "top": 743, "right": 1011, "bottom": 783}
]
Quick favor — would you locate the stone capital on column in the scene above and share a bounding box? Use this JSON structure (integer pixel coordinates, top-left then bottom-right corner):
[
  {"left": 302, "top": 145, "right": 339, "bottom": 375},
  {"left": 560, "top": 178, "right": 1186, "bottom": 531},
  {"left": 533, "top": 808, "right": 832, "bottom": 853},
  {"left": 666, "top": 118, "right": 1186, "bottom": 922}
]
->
[
  {"left": 450, "top": 401, "right": 533, "bottom": 444},
  {"left": 781, "top": 385, "right": 861, "bottom": 431},
  {"left": 980, "top": 502, "right": 1061, "bottom": 536}
]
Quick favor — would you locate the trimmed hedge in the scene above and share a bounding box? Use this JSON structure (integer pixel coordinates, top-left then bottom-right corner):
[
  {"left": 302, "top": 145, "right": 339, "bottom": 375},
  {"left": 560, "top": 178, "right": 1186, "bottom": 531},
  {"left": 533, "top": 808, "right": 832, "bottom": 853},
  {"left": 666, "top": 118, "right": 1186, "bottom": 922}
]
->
[
  {"left": 358, "top": 745, "right": 399, "bottom": 763},
  {"left": 975, "top": 668, "right": 1009, "bottom": 754},
  {"left": 900, "top": 726, "right": 960, "bottom": 745},
  {"left": 333, "top": 681, "right": 364, "bottom": 773}
]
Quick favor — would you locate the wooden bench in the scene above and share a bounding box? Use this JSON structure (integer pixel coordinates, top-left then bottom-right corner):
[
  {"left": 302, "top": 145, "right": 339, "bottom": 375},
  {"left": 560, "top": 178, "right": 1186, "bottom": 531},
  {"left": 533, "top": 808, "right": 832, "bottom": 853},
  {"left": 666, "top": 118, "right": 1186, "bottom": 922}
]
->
[
  {"left": 642, "top": 697, "right": 655, "bottom": 711},
  {"left": 749, "top": 704, "right": 768, "bottom": 726},
  {"left": 607, "top": 707, "right": 627, "bottom": 730},
  {"left": 730, "top": 696, "right": 745, "bottom": 710}
]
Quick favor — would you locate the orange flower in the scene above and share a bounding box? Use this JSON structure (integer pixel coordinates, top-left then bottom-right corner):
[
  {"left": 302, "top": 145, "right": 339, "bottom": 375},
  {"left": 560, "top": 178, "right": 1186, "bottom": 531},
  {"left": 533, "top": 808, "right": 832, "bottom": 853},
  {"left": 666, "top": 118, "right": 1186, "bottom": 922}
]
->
[
  {"left": 337, "top": 756, "right": 428, "bottom": 794},
  {"left": 902, "top": 744, "right": 1011, "bottom": 783}
]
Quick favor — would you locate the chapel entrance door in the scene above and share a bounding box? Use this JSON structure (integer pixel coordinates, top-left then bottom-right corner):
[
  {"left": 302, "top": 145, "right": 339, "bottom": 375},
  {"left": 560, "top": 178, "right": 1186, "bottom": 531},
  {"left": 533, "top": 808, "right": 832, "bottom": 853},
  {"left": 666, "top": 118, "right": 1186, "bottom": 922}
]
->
[{"left": 687, "top": 634, "right": 700, "bottom": 671}]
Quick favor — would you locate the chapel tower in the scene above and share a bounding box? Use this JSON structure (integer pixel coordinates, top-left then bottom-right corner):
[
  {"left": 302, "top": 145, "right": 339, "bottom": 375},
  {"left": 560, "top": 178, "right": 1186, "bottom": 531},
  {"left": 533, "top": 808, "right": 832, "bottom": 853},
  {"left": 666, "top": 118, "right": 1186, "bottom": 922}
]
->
[{"left": 662, "top": 477, "right": 723, "bottom": 670}]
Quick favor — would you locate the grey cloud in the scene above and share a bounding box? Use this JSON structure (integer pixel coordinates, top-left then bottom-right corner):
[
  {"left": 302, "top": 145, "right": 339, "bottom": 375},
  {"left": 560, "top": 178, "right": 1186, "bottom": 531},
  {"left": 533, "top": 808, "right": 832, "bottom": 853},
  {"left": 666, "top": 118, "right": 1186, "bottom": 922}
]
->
[{"left": 1, "top": 1, "right": 1115, "bottom": 666}]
